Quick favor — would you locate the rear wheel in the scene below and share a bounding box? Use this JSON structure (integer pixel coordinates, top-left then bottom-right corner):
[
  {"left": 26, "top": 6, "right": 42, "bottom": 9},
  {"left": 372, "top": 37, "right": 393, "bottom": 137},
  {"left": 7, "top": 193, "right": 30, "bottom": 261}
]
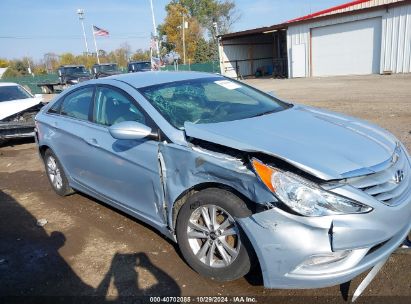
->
[
  {"left": 43, "top": 149, "right": 73, "bottom": 196},
  {"left": 176, "top": 188, "right": 253, "bottom": 282}
]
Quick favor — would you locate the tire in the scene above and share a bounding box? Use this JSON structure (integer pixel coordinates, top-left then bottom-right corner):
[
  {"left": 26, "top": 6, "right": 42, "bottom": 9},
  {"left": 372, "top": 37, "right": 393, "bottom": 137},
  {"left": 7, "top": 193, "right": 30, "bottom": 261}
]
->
[
  {"left": 176, "top": 188, "right": 254, "bottom": 282},
  {"left": 43, "top": 149, "right": 73, "bottom": 196}
]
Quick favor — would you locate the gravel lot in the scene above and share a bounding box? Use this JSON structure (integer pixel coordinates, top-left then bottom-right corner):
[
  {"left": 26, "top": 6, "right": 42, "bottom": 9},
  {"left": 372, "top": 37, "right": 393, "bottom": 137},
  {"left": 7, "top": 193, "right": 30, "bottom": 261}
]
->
[{"left": 0, "top": 74, "right": 410, "bottom": 303}]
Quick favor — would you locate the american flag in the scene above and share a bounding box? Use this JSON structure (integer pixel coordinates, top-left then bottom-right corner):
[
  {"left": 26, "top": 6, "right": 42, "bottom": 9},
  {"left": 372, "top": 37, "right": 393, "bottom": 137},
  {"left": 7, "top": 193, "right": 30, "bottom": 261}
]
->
[
  {"left": 93, "top": 25, "right": 109, "bottom": 36},
  {"left": 150, "top": 38, "right": 157, "bottom": 50}
]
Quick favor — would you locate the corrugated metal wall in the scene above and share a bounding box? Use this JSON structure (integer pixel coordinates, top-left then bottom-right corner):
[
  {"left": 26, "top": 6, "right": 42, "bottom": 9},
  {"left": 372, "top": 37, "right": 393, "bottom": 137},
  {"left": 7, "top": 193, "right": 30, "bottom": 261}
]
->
[
  {"left": 219, "top": 34, "right": 273, "bottom": 78},
  {"left": 287, "top": 2, "right": 411, "bottom": 77},
  {"left": 381, "top": 3, "right": 411, "bottom": 72}
]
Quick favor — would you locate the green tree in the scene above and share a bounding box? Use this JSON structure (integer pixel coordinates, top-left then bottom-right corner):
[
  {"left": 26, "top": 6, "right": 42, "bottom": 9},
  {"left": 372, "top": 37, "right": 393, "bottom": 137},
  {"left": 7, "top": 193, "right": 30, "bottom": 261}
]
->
[
  {"left": 172, "top": 0, "right": 239, "bottom": 36},
  {"left": 1, "top": 60, "right": 29, "bottom": 77},
  {"left": 160, "top": 3, "right": 202, "bottom": 63},
  {"left": 106, "top": 43, "right": 132, "bottom": 68},
  {"left": 59, "top": 53, "right": 76, "bottom": 66},
  {"left": 2, "top": 68, "right": 19, "bottom": 78},
  {"left": 15, "top": 61, "right": 29, "bottom": 75},
  {"left": 0, "top": 58, "right": 9, "bottom": 68},
  {"left": 75, "top": 54, "right": 98, "bottom": 69},
  {"left": 32, "top": 66, "right": 47, "bottom": 75},
  {"left": 130, "top": 49, "right": 151, "bottom": 61},
  {"left": 194, "top": 38, "right": 215, "bottom": 63}
]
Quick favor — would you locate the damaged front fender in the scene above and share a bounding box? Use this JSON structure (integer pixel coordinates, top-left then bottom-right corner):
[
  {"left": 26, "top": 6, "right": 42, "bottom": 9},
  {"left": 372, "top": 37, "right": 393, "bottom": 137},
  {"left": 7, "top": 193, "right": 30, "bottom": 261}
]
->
[{"left": 158, "top": 142, "right": 276, "bottom": 230}]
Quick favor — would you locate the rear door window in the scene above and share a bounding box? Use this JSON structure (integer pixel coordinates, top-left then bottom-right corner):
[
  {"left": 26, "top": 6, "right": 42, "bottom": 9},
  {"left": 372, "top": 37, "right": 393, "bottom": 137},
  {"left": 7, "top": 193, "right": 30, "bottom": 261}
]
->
[{"left": 60, "top": 87, "right": 94, "bottom": 120}]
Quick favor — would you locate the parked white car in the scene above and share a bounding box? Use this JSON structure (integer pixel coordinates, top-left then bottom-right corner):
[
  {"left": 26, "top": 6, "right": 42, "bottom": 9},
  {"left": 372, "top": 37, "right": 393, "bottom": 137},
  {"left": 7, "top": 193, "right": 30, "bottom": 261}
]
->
[{"left": 0, "top": 82, "right": 44, "bottom": 141}]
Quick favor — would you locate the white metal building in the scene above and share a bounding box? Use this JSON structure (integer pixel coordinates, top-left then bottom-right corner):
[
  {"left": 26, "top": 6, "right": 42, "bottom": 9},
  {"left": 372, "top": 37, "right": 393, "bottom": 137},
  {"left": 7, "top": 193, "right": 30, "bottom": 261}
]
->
[{"left": 218, "top": 0, "right": 411, "bottom": 78}]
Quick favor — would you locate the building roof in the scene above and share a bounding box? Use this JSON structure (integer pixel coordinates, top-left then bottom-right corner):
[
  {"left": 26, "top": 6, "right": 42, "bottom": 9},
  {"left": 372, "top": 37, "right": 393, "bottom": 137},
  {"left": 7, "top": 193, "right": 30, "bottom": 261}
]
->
[
  {"left": 219, "top": 0, "right": 407, "bottom": 40},
  {"left": 217, "top": 23, "right": 288, "bottom": 40},
  {"left": 286, "top": 0, "right": 405, "bottom": 23}
]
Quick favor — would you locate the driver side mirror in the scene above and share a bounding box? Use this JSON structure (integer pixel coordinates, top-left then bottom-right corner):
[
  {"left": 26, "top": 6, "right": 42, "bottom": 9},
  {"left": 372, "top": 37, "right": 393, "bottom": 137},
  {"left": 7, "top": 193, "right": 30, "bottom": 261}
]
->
[{"left": 109, "top": 121, "right": 158, "bottom": 140}]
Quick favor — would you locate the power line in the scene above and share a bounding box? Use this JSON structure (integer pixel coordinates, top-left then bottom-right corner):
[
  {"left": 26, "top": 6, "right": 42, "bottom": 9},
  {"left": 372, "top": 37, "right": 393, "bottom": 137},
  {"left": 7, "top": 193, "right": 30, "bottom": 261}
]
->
[{"left": 0, "top": 34, "right": 149, "bottom": 40}]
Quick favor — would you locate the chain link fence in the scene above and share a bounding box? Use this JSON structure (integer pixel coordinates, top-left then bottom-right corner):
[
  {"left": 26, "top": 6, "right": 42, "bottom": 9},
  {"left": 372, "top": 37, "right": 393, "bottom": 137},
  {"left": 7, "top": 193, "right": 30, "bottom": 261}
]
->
[
  {"left": 161, "top": 62, "right": 220, "bottom": 74},
  {"left": 0, "top": 74, "right": 59, "bottom": 94}
]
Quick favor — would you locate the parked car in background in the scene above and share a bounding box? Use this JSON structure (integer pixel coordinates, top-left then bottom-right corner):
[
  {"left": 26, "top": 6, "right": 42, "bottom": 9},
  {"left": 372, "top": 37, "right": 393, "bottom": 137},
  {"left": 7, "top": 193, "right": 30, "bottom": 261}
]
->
[
  {"left": 92, "top": 63, "right": 122, "bottom": 79},
  {"left": 35, "top": 72, "right": 411, "bottom": 296},
  {"left": 57, "top": 65, "right": 91, "bottom": 85},
  {"left": 0, "top": 82, "right": 44, "bottom": 142},
  {"left": 128, "top": 61, "right": 151, "bottom": 73},
  {"left": 37, "top": 65, "right": 92, "bottom": 94}
]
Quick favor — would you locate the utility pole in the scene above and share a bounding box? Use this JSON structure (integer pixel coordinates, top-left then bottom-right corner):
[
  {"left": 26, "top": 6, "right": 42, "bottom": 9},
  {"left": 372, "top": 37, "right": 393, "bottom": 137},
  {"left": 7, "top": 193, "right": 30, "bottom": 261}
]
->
[
  {"left": 149, "top": 0, "right": 160, "bottom": 58},
  {"left": 182, "top": 15, "right": 186, "bottom": 65},
  {"left": 77, "top": 9, "right": 89, "bottom": 55},
  {"left": 213, "top": 21, "right": 220, "bottom": 66}
]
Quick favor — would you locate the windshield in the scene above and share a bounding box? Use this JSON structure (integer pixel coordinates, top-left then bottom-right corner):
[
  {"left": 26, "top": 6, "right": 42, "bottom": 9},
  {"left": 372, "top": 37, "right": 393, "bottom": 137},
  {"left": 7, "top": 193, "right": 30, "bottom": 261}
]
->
[
  {"left": 98, "top": 64, "right": 117, "bottom": 72},
  {"left": 63, "top": 67, "right": 88, "bottom": 74},
  {"left": 139, "top": 77, "right": 288, "bottom": 129},
  {"left": 130, "top": 62, "right": 151, "bottom": 71},
  {"left": 0, "top": 85, "right": 33, "bottom": 102}
]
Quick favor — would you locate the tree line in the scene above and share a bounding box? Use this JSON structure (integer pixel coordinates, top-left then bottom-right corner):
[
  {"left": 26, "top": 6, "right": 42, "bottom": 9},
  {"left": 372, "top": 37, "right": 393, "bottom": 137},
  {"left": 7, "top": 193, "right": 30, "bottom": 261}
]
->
[
  {"left": 0, "top": 44, "right": 150, "bottom": 78},
  {"left": 0, "top": 0, "right": 238, "bottom": 78}
]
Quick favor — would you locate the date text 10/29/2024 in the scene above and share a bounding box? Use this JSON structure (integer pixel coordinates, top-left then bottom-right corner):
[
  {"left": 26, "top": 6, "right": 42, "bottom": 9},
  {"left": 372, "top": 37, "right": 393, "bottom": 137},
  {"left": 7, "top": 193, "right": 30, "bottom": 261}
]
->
[{"left": 150, "top": 296, "right": 257, "bottom": 303}]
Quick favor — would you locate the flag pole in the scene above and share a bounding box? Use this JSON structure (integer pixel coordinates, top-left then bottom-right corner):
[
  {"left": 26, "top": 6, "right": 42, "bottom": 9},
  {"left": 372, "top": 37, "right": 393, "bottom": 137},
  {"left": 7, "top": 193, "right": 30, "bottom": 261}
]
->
[
  {"left": 149, "top": 0, "right": 160, "bottom": 58},
  {"left": 150, "top": 46, "right": 153, "bottom": 70},
  {"left": 92, "top": 25, "right": 100, "bottom": 64}
]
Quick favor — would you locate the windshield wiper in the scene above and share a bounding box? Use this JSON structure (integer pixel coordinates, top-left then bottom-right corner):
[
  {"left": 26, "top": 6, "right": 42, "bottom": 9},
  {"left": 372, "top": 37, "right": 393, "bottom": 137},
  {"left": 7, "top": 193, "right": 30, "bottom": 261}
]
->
[{"left": 252, "top": 109, "right": 280, "bottom": 118}]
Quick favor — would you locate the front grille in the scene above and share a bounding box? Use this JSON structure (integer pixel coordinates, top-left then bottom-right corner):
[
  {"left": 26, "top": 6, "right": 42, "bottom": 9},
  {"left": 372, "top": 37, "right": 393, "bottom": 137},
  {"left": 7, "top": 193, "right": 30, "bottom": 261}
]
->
[{"left": 347, "top": 146, "right": 410, "bottom": 206}]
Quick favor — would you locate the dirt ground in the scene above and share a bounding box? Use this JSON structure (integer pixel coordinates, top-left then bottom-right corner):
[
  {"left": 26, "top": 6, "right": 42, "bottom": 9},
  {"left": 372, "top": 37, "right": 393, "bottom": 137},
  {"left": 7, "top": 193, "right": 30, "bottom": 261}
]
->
[{"left": 0, "top": 74, "right": 410, "bottom": 303}]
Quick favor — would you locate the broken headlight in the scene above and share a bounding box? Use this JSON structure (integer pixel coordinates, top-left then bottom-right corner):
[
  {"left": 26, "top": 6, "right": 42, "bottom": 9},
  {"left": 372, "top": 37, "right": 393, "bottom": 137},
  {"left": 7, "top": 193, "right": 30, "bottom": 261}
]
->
[{"left": 251, "top": 158, "right": 372, "bottom": 216}]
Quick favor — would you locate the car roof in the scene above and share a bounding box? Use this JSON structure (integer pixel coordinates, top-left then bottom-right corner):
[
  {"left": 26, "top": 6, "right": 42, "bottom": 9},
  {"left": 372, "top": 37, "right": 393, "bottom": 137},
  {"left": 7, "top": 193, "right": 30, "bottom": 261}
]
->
[
  {"left": 93, "top": 63, "right": 117, "bottom": 66},
  {"left": 0, "top": 82, "right": 19, "bottom": 87},
  {"left": 128, "top": 61, "right": 150, "bottom": 64},
  {"left": 108, "top": 71, "right": 221, "bottom": 88},
  {"left": 60, "top": 65, "right": 85, "bottom": 68}
]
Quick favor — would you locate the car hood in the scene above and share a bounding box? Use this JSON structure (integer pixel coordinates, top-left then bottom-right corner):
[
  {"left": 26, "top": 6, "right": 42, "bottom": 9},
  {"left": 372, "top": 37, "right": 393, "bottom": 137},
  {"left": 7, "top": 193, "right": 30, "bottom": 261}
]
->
[
  {"left": 0, "top": 97, "right": 43, "bottom": 120},
  {"left": 184, "top": 105, "right": 397, "bottom": 180}
]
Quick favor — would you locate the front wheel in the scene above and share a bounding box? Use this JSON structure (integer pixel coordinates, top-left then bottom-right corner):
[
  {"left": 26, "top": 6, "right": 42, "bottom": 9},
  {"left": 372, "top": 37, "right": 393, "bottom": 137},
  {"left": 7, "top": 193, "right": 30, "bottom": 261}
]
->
[{"left": 176, "top": 188, "right": 253, "bottom": 282}]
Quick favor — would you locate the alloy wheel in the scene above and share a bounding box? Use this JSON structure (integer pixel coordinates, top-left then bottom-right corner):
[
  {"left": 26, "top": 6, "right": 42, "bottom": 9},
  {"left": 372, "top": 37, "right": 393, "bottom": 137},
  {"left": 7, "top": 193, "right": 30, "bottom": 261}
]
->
[
  {"left": 187, "top": 204, "right": 241, "bottom": 268},
  {"left": 46, "top": 155, "right": 63, "bottom": 190}
]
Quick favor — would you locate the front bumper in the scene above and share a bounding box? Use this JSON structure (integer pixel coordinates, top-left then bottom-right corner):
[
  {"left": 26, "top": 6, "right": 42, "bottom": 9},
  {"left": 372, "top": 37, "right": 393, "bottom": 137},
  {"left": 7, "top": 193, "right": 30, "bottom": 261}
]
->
[
  {"left": 0, "top": 122, "right": 35, "bottom": 139},
  {"left": 237, "top": 193, "right": 411, "bottom": 289}
]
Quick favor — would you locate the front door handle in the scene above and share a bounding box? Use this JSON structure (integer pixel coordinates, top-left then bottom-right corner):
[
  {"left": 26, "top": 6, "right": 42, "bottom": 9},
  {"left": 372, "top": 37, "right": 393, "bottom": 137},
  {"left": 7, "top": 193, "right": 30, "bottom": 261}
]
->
[{"left": 84, "top": 138, "right": 100, "bottom": 147}]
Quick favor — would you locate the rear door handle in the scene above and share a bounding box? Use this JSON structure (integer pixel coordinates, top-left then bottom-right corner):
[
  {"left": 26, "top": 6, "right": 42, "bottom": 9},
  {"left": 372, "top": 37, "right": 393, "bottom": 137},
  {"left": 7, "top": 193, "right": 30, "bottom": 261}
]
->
[{"left": 84, "top": 138, "right": 100, "bottom": 147}]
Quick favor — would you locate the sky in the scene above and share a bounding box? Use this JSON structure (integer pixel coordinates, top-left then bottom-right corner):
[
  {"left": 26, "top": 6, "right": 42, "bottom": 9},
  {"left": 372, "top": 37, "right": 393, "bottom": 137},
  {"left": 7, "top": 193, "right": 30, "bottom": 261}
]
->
[{"left": 0, "top": 0, "right": 348, "bottom": 60}]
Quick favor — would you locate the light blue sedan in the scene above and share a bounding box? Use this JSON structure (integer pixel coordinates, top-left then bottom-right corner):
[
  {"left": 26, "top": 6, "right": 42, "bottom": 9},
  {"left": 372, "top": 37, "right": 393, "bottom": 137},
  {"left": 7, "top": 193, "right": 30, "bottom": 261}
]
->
[{"left": 35, "top": 72, "right": 411, "bottom": 292}]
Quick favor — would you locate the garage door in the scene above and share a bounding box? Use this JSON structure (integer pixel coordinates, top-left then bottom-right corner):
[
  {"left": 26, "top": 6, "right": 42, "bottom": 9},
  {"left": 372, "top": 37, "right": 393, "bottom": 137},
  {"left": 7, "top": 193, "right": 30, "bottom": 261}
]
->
[{"left": 311, "top": 18, "right": 382, "bottom": 76}]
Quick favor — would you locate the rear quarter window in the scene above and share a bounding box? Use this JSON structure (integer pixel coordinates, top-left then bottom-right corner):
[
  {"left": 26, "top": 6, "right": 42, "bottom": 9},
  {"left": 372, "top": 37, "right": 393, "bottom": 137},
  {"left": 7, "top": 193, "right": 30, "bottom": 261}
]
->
[{"left": 60, "top": 87, "right": 94, "bottom": 120}]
